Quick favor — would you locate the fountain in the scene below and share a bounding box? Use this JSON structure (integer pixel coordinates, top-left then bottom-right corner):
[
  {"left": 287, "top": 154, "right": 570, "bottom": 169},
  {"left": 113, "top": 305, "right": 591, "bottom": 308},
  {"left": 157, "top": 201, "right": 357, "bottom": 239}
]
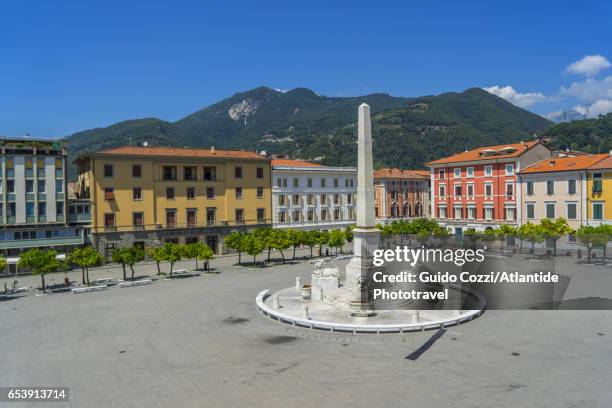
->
[{"left": 256, "top": 104, "right": 485, "bottom": 333}]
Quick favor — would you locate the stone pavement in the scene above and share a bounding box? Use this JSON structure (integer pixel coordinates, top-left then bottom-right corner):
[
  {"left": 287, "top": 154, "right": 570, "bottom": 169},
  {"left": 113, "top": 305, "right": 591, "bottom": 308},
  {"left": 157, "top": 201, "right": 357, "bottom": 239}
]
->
[{"left": 0, "top": 253, "right": 611, "bottom": 408}]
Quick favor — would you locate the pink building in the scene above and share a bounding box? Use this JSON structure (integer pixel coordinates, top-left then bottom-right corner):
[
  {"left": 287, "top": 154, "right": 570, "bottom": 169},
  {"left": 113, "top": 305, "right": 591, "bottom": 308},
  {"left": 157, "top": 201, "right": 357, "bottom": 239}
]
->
[{"left": 426, "top": 141, "right": 550, "bottom": 237}]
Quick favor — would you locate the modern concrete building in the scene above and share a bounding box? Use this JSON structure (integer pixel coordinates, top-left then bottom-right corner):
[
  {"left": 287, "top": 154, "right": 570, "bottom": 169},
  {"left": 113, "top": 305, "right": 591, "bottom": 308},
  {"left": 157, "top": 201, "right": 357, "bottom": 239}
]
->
[
  {"left": 271, "top": 159, "right": 357, "bottom": 231},
  {"left": 75, "top": 146, "right": 272, "bottom": 260},
  {"left": 373, "top": 168, "right": 430, "bottom": 223},
  {"left": 427, "top": 141, "right": 551, "bottom": 237},
  {"left": 0, "top": 137, "right": 89, "bottom": 273}
]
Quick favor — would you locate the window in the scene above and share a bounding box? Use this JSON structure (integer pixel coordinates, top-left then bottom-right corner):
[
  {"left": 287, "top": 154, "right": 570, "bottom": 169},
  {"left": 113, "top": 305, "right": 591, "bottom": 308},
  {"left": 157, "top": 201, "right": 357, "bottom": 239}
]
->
[
  {"left": 133, "top": 212, "right": 144, "bottom": 228},
  {"left": 333, "top": 194, "right": 340, "bottom": 204},
  {"left": 257, "top": 187, "right": 264, "bottom": 198},
  {"left": 7, "top": 203, "right": 15, "bottom": 217},
  {"left": 320, "top": 194, "right": 327, "bottom": 205},
  {"left": 484, "top": 165, "right": 492, "bottom": 177},
  {"left": 438, "top": 206, "right": 447, "bottom": 218},
  {"left": 334, "top": 178, "right": 339, "bottom": 188},
  {"left": 292, "top": 194, "right": 300, "bottom": 205},
  {"left": 321, "top": 178, "right": 326, "bottom": 188},
  {"left": 467, "top": 207, "right": 476, "bottom": 220},
  {"left": 345, "top": 179, "right": 349, "bottom": 187},
  {"left": 292, "top": 210, "right": 301, "bottom": 222},
  {"left": 485, "top": 183, "right": 493, "bottom": 198},
  {"left": 278, "top": 195, "right": 286, "bottom": 206},
  {"left": 257, "top": 208, "right": 265, "bottom": 222},
  {"left": 25, "top": 158, "right": 33, "bottom": 169},
  {"left": 321, "top": 209, "right": 328, "bottom": 220},
  {"left": 307, "top": 210, "right": 314, "bottom": 221},
  {"left": 546, "top": 203, "right": 555, "bottom": 219},
  {"left": 485, "top": 207, "right": 494, "bottom": 220},
  {"left": 439, "top": 185, "right": 446, "bottom": 197},
  {"left": 454, "top": 206, "right": 462, "bottom": 219},
  {"left": 55, "top": 158, "right": 63, "bottom": 169},
  {"left": 166, "top": 210, "right": 176, "bottom": 227},
  {"left": 506, "top": 183, "right": 514, "bottom": 199},
  {"left": 334, "top": 208, "right": 341, "bottom": 220},
  {"left": 307, "top": 194, "right": 314, "bottom": 205},
  {"left": 132, "top": 165, "right": 141, "bottom": 178},
  {"left": 293, "top": 177, "right": 299, "bottom": 188},
  {"left": 505, "top": 164, "right": 514, "bottom": 175},
  {"left": 38, "top": 202, "right": 46, "bottom": 216},
  {"left": 526, "top": 181, "right": 534, "bottom": 196},
  {"left": 568, "top": 180, "right": 576, "bottom": 195},
  {"left": 104, "top": 187, "right": 114, "bottom": 200},
  {"left": 55, "top": 180, "right": 63, "bottom": 193},
  {"left": 186, "top": 209, "right": 197, "bottom": 227},
  {"left": 133, "top": 187, "right": 142, "bottom": 200},
  {"left": 279, "top": 211, "right": 286, "bottom": 222},
  {"left": 567, "top": 203, "right": 577, "bottom": 220},
  {"left": 7, "top": 180, "right": 14, "bottom": 194},
  {"left": 256, "top": 167, "right": 264, "bottom": 179},
  {"left": 593, "top": 202, "right": 604, "bottom": 220},
  {"left": 454, "top": 168, "right": 461, "bottom": 178},
  {"left": 282, "top": 178, "right": 288, "bottom": 187},
  {"left": 276, "top": 178, "right": 282, "bottom": 188},
  {"left": 505, "top": 207, "right": 515, "bottom": 221},
  {"left": 26, "top": 180, "right": 34, "bottom": 193},
  {"left": 235, "top": 167, "right": 242, "bottom": 179},
  {"left": 187, "top": 187, "right": 195, "bottom": 199},
  {"left": 466, "top": 167, "right": 474, "bottom": 178},
  {"left": 467, "top": 184, "right": 474, "bottom": 198},
  {"left": 166, "top": 187, "right": 175, "bottom": 200},
  {"left": 546, "top": 180, "right": 555, "bottom": 195},
  {"left": 104, "top": 213, "right": 115, "bottom": 227},
  {"left": 454, "top": 185, "right": 462, "bottom": 196},
  {"left": 26, "top": 202, "right": 34, "bottom": 217},
  {"left": 592, "top": 173, "right": 603, "bottom": 193},
  {"left": 37, "top": 180, "right": 45, "bottom": 193},
  {"left": 347, "top": 193, "right": 353, "bottom": 204},
  {"left": 104, "top": 164, "right": 113, "bottom": 177},
  {"left": 235, "top": 209, "right": 244, "bottom": 224},
  {"left": 307, "top": 178, "right": 313, "bottom": 188},
  {"left": 206, "top": 208, "right": 216, "bottom": 225},
  {"left": 439, "top": 169, "right": 445, "bottom": 179},
  {"left": 163, "top": 166, "right": 177, "bottom": 181},
  {"left": 184, "top": 166, "right": 196, "bottom": 181},
  {"left": 56, "top": 201, "right": 64, "bottom": 215},
  {"left": 206, "top": 187, "right": 215, "bottom": 199},
  {"left": 526, "top": 203, "right": 535, "bottom": 219},
  {"left": 235, "top": 187, "right": 243, "bottom": 199},
  {"left": 203, "top": 166, "right": 216, "bottom": 181},
  {"left": 350, "top": 178, "right": 354, "bottom": 187}
]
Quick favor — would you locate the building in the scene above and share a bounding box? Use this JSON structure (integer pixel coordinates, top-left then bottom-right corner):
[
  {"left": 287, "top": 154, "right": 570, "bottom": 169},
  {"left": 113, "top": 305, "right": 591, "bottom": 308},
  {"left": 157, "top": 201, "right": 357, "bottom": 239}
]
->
[
  {"left": 586, "top": 156, "right": 612, "bottom": 226},
  {"left": 518, "top": 154, "right": 609, "bottom": 242},
  {"left": 271, "top": 159, "right": 357, "bottom": 230},
  {"left": 373, "top": 168, "right": 430, "bottom": 223},
  {"left": 0, "top": 137, "right": 89, "bottom": 273},
  {"left": 75, "top": 146, "right": 272, "bottom": 260},
  {"left": 427, "top": 141, "right": 551, "bottom": 237}
]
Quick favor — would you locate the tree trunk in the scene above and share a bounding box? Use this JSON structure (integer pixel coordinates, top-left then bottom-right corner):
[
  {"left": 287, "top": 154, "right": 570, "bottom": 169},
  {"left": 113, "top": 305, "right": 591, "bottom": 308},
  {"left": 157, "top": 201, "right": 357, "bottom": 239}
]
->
[
  {"left": 519, "top": 240, "right": 523, "bottom": 254},
  {"left": 40, "top": 273, "right": 46, "bottom": 293},
  {"left": 205, "top": 260, "right": 209, "bottom": 271},
  {"left": 588, "top": 247, "right": 592, "bottom": 263},
  {"left": 238, "top": 251, "right": 242, "bottom": 264},
  {"left": 121, "top": 265, "right": 126, "bottom": 281},
  {"left": 156, "top": 262, "right": 161, "bottom": 275},
  {"left": 86, "top": 267, "right": 90, "bottom": 285},
  {"left": 170, "top": 262, "right": 174, "bottom": 279},
  {"left": 81, "top": 267, "right": 86, "bottom": 284},
  {"left": 292, "top": 246, "right": 296, "bottom": 260},
  {"left": 310, "top": 247, "right": 313, "bottom": 257},
  {"left": 280, "top": 250, "right": 285, "bottom": 263},
  {"left": 195, "top": 258, "right": 198, "bottom": 270},
  {"left": 130, "top": 265, "right": 135, "bottom": 280},
  {"left": 553, "top": 240, "right": 557, "bottom": 257},
  {"left": 267, "top": 247, "right": 272, "bottom": 262},
  {"left": 253, "top": 255, "right": 256, "bottom": 265}
]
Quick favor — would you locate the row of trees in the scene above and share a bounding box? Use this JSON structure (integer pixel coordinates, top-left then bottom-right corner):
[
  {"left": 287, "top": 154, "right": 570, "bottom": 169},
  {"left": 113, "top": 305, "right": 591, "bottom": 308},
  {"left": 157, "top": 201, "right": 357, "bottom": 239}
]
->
[
  {"left": 10, "top": 241, "right": 215, "bottom": 293},
  {"left": 224, "top": 227, "right": 352, "bottom": 265}
]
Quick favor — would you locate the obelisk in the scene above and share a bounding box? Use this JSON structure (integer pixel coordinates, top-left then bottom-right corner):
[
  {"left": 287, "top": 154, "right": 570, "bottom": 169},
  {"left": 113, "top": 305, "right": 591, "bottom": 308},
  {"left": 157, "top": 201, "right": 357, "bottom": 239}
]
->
[{"left": 345, "top": 103, "right": 379, "bottom": 317}]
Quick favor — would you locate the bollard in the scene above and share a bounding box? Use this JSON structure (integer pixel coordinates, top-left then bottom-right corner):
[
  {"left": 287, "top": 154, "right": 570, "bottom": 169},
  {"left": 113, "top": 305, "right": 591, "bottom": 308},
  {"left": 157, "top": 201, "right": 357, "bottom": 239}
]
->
[
  {"left": 296, "top": 277, "right": 301, "bottom": 291},
  {"left": 272, "top": 294, "right": 280, "bottom": 310},
  {"left": 412, "top": 311, "right": 419, "bottom": 323},
  {"left": 302, "top": 304, "right": 309, "bottom": 320}
]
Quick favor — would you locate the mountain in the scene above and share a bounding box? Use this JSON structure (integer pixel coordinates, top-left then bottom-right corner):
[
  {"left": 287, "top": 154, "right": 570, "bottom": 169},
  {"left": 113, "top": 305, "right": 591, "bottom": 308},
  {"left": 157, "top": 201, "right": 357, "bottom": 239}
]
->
[
  {"left": 546, "top": 109, "right": 588, "bottom": 123},
  {"left": 543, "top": 113, "right": 612, "bottom": 153},
  {"left": 66, "top": 86, "right": 553, "bottom": 177}
]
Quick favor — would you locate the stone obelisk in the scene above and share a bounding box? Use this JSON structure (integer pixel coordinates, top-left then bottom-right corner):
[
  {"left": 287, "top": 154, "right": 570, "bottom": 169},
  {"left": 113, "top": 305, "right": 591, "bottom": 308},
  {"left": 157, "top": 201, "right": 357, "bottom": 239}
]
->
[{"left": 345, "top": 103, "right": 379, "bottom": 317}]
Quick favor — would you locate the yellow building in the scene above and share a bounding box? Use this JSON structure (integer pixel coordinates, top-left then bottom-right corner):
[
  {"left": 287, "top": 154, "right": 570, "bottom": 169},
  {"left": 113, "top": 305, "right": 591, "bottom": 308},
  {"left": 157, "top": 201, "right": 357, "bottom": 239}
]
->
[
  {"left": 586, "top": 155, "right": 612, "bottom": 225},
  {"left": 75, "top": 146, "right": 271, "bottom": 259}
]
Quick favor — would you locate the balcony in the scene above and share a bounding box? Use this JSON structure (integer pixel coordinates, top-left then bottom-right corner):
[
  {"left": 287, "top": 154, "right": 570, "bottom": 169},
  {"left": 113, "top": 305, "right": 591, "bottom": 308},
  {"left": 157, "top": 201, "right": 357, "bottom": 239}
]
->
[
  {"left": 0, "top": 234, "right": 84, "bottom": 250},
  {"left": 68, "top": 213, "right": 91, "bottom": 223}
]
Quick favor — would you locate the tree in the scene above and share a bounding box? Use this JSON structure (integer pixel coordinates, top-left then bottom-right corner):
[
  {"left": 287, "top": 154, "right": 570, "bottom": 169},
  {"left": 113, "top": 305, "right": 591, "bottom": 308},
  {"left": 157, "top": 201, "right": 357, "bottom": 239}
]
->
[
  {"left": 521, "top": 223, "right": 545, "bottom": 254},
  {"left": 463, "top": 228, "right": 480, "bottom": 249},
  {"left": 328, "top": 229, "right": 346, "bottom": 255},
  {"left": 540, "top": 218, "right": 573, "bottom": 256},
  {"left": 416, "top": 230, "right": 430, "bottom": 247},
  {"left": 318, "top": 230, "right": 330, "bottom": 256},
  {"left": 112, "top": 248, "right": 129, "bottom": 281},
  {"left": 146, "top": 246, "right": 165, "bottom": 275},
  {"left": 377, "top": 224, "right": 394, "bottom": 248},
  {"left": 286, "top": 229, "right": 305, "bottom": 260},
  {"left": 242, "top": 233, "right": 264, "bottom": 265},
  {"left": 69, "top": 246, "right": 103, "bottom": 285},
  {"left": 184, "top": 241, "right": 213, "bottom": 271},
  {"left": 576, "top": 226, "right": 609, "bottom": 263},
  {"left": 496, "top": 224, "right": 517, "bottom": 252},
  {"left": 344, "top": 225, "right": 354, "bottom": 243},
  {"left": 161, "top": 242, "right": 183, "bottom": 278},
  {"left": 123, "top": 246, "right": 145, "bottom": 280},
  {"left": 252, "top": 228, "right": 274, "bottom": 262},
  {"left": 0, "top": 256, "right": 6, "bottom": 275},
  {"left": 18, "top": 249, "right": 59, "bottom": 293},
  {"left": 271, "top": 229, "right": 292, "bottom": 262},
  {"left": 224, "top": 231, "right": 245, "bottom": 264},
  {"left": 433, "top": 226, "right": 452, "bottom": 249},
  {"left": 303, "top": 230, "right": 319, "bottom": 258}
]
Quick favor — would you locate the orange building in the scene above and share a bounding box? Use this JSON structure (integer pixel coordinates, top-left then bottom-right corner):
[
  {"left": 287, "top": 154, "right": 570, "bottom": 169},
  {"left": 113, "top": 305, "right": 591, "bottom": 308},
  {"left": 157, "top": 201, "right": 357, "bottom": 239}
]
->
[{"left": 373, "top": 168, "right": 431, "bottom": 223}]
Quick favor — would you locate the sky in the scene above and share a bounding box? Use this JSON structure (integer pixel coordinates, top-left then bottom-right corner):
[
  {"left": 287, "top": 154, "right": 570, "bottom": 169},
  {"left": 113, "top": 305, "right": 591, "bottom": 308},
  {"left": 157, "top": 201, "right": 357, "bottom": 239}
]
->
[{"left": 1, "top": 0, "right": 611, "bottom": 137}]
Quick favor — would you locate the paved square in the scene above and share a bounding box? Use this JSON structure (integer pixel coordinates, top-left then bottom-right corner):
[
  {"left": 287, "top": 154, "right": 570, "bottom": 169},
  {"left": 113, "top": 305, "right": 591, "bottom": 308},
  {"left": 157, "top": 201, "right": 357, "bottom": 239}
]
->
[{"left": 1, "top": 254, "right": 611, "bottom": 408}]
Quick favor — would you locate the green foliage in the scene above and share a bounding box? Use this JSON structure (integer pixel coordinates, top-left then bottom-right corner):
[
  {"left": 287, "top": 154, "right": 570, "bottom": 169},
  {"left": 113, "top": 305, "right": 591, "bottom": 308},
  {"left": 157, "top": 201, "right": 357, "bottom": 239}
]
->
[
  {"left": 70, "top": 246, "right": 103, "bottom": 284},
  {"left": 576, "top": 225, "right": 611, "bottom": 263},
  {"left": 0, "top": 256, "right": 6, "bottom": 272},
  {"left": 146, "top": 246, "right": 165, "bottom": 275},
  {"left": 184, "top": 241, "right": 214, "bottom": 270},
  {"left": 224, "top": 231, "right": 246, "bottom": 264},
  {"left": 18, "top": 249, "right": 60, "bottom": 292},
  {"left": 270, "top": 229, "right": 292, "bottom": 262},
  {"left": 242, "top": 233, "right": 265, "bottom": 265},
  {"left": 496, "top": 224, "right": 517, "bottom": 250},
  {"left": 327, "top": 229, "right": 347, "bottom": 254},
  {"left": 433, "top": 226, "right": 453, "bottom": 248},
  {"left": 544, "top": 113, "right": 612, "bottom": 154},
  {"left": 540, "top": 218, "right": 573, "bottom": 256},
  {"left": 518, "top": 222, "right": 546, "bottom": 252},
  {"left": 160, "top": 243, "right": 183, "bottom": 278},
  {"left": 122, "top": 247, "right": 145, "bottom": 280}
]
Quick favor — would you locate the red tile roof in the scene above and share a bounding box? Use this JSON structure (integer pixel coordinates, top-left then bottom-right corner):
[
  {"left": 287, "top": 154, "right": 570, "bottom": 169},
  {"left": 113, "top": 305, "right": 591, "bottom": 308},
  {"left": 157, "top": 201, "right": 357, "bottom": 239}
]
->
[
  {"left": 426, "top": 141, "right": 541, "bottom": 166},
  {"left": 271, "top": 159, "right": 323, "bottom": 167},
  {"left": 373, "top": 168, "right": 430, "bottom": 179},
  {"left": 585, "top": 155, "right": 612, "bottom": 170},
  {"left": 519, "top": 154, "right": 609, "bottom": 174},
  {"left": 96, "top": 146, "right": 267, "bottom": 160}
]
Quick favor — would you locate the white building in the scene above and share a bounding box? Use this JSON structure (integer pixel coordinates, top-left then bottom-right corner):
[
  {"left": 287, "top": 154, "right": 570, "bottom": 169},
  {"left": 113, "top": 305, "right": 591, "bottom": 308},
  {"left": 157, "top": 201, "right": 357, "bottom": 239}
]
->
[{"left": 272, "top": 159, "right": 357, "bottom": 230}]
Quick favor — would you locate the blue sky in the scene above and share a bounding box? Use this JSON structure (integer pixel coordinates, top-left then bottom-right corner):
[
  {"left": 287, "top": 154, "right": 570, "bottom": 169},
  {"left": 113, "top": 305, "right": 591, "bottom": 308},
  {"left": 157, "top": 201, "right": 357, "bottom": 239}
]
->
[{"left": 1, "top": 0, "right": 611, "bottom": 137}]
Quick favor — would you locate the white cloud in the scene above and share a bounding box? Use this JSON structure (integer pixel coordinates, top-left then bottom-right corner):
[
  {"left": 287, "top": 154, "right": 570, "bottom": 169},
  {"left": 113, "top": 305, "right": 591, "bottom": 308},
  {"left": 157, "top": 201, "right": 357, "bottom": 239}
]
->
[
  {"left": 483, "top": 85, "right": 546, "bottom": 108},
  {"left": 566, "top": 55, "right": 611, "bottom": 77},
  {"left": 560, "top": 75, "right": 612, "bottom": 102},
  {"left": 573, "top": 99, "right": 612, "bottom": 118}
]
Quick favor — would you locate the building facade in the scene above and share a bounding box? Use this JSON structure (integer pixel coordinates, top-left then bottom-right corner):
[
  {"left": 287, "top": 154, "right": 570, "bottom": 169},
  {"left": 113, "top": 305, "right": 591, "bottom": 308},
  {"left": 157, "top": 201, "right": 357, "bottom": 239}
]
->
[
  {"left": 518, "top": 154, "right": 608, "bottom": 231},
  {"left": 427, "top": 141, "right": 551, "bottom": 236},
  {"left": 76, "top": 146, "right": 272, "bottom": 260},
  {"left": 0, "top": 137, "right": 89, "bottom": 273},
  {"left": 587, "top": 156, "right": 612, "bottom": 226},
  {"left": 271, "top": 159, "right": 357, "bottom": 230},
  {"left": 373, "top": 168, "right": 430, "bottom": 223}
]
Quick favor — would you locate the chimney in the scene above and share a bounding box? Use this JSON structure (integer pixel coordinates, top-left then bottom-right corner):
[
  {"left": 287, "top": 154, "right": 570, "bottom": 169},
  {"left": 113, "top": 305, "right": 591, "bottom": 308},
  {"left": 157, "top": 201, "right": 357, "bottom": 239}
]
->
[{"left": 211, "top": 146, "right": 215, "bottom": 153}]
